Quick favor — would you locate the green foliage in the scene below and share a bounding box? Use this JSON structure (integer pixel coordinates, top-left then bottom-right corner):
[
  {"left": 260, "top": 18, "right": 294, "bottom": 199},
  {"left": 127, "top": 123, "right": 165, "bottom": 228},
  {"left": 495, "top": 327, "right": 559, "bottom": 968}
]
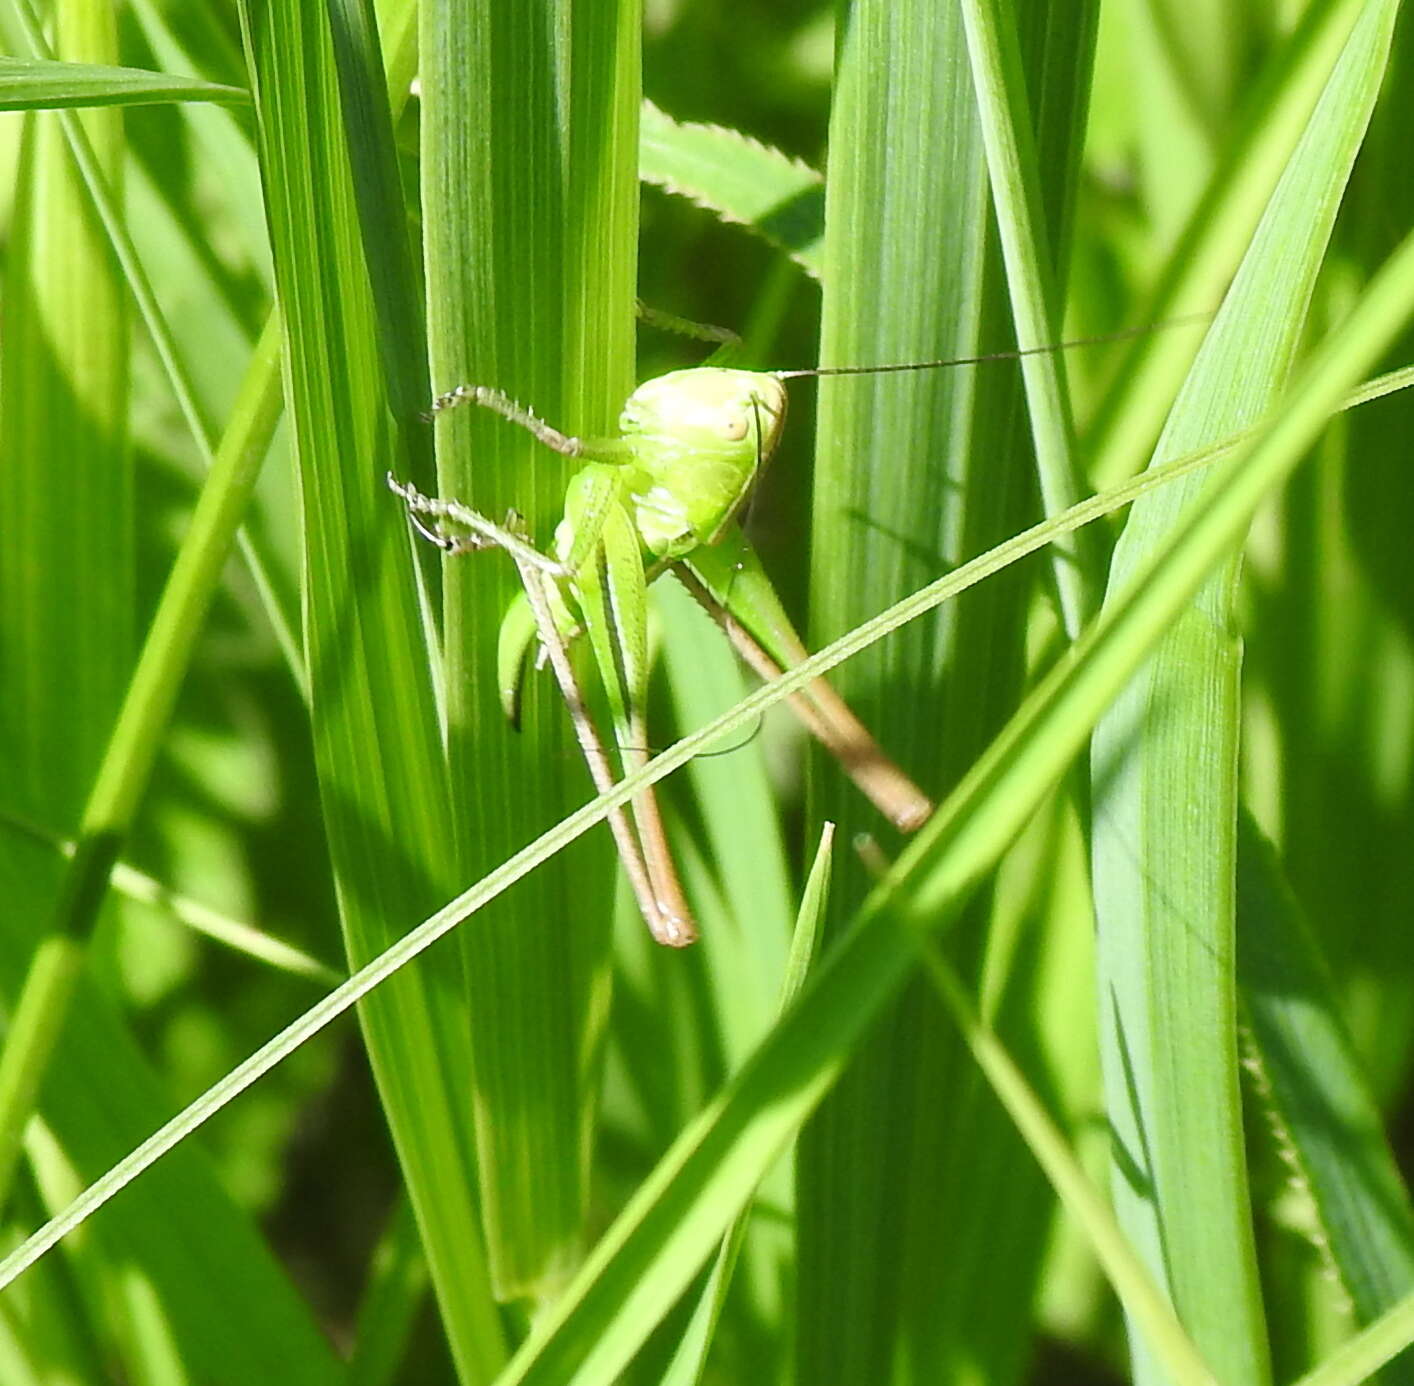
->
[{"left": 1, "top": 1, "right": 1413, "bottom": 1385}]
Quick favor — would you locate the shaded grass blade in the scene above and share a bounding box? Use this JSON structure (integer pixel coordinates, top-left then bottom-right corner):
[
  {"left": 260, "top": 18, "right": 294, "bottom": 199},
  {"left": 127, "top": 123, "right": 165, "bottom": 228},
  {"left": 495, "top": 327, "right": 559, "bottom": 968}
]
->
[
  {"left": 802, "top": 2, "right": 1097, "bottom": 1380},
  {"left": 1238, "top": 817, "right": 1414, "bottom": 1373},
  {"left": 638, "top": 100, "right": 825, "bottom": 277}
]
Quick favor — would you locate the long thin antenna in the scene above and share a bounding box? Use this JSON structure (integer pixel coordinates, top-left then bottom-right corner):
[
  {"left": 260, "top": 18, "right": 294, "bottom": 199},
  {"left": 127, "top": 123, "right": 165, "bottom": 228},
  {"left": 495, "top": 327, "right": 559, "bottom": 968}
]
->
[{"left": 772, "top": 313, "right": 1212, "bottom": 381}]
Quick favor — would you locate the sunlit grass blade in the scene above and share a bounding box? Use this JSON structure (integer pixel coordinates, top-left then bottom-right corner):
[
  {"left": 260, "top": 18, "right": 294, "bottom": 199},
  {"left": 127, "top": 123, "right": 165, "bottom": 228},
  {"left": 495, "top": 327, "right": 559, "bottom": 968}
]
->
[
  {"left": 661, "top": 823, "right": 833, "bottom": 1386},
  {"left": 1290, "top": 1290, "right": 1414, "bottom": 1386},
  {"left": 1091, "top": 4, "right": 1398, "bottom": 1382},
  {"left": 0, "top": 361, "right": 1289, "bottom": 1307},
  {"left": 659, "top": 575, "right": 795, "bottom": 1052},
  {"left": 1086, "top": 0, "right": 1369, "bottom": 482},
  {"left": 422, "top": 0, "right": 639, "bottom": 1296},
  {"left": 236, "top": 0, "right": 505, "bottom": 1375},
  {"left": 915, "top": 943, "right": 1218, "bottom": 1386},
  {"left": 959, "top": 0, "right": 1098, "bottom": 632},
  {"left": 488, "top": 217, "right": 1414, "bottom": 1386},
  {"left": 0, "top": 55, "right": 247, "bottom": 108}
]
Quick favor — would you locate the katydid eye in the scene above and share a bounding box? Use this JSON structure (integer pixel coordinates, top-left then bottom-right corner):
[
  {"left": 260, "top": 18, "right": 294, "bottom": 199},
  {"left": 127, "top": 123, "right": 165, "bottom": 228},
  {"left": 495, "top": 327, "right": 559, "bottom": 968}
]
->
[
  {"left": 720, "top": 410, "right": 751, "bottom": 441},
  {"left": 718, "top": 393, "right": 774, "bottom": 441}
]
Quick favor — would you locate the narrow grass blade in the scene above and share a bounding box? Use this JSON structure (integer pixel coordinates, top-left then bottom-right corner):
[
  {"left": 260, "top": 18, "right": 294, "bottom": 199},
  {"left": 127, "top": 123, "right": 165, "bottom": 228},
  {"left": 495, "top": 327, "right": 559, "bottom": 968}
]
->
[
  {"left": 958, "top": 0, "right": 1098, "bottom": 632},
  {"left": 916, "top": 945, "right": 1218, "bottom": 1386},
  {"left": 0, "top": 55, "right": 246, "bottom": 108},
  {"left": 1091, "top": 5, "right": 1399, "bottom": 1383},
  {"left": 662, "top": 823, "right": 834, "bottom": 1386},
  {"left": 347, "top": 1196, "right": 431, "bottom": 1386},
  {"left": 1291, "top": 1291, "right": 1414, "bottom": 1386},
  {"left": 1086, "top": 0, "right": 1370, "bottom": 483},
  {"left": 0, "top": 811, "right": 339, "bottom": 984}
]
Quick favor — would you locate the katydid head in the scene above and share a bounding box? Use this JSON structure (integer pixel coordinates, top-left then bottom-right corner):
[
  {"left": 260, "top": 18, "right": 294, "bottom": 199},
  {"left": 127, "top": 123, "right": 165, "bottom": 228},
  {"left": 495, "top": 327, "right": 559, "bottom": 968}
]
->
[{"left": 620, "top": 367, "right": 788, "bottom": 558}]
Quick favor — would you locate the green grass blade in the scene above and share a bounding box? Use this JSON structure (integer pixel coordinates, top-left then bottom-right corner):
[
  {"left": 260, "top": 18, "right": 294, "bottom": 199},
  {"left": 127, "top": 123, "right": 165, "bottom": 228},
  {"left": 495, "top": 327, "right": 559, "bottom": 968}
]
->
[
  {"left": 236, "top": 0, "right": 506, "bottom": 1375},
  {"left": 1091, "top": 5, "right": 1398, "bottom": 1382},
  {"left": 802, "top": 3, "right": 1097, "bottom": 1379},
  {"left": 1237, "top": 817, "right": 1414, "bottom": 1371},
  {"left": 639, "top": 100, "right": 825, "bottom": 276},
  {"left": 0, "top": 55, "right": 246, "bottom": 108},
  {"left": 347, "top": 1197, "right": 430, "bottom": 1386},
  {"left": 916, "top": 944, "right": 1218, "bottom": 1386},
  {"left": 1086, "top": 0, "right": 1369, "bottom": 483},
  {"left": 659, "top": 575, "right": 795, "bottom": 1061},
  {"left": 660, "top": 823, "right": 833, "bottom": 1386},
  {"left": 421, "top": 0, "right": 640, "bottom": 1298},
  {"left": 958, "top": 0, "right": 1098, "bottom": 632},
  {"left": 1291, "top": 1292, "right": 1414, "bottom": 1386},
  {"left": 0, "top": 811, "right": 339, "bottom": 982}
]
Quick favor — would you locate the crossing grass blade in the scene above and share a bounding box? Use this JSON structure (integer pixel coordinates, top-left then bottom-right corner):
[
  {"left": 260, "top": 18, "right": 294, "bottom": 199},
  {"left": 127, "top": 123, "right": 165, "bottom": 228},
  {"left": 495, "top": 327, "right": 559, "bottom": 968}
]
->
[{"left": 484, "top": 217, "right": 1414, "bottom": 1386}]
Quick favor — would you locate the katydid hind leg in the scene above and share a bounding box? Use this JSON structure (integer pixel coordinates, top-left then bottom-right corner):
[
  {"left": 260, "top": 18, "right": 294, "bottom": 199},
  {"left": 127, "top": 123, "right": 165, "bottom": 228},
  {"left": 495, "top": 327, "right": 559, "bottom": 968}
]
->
[{"left": 679, "top": 533, "right": 933, "bottom": 833}]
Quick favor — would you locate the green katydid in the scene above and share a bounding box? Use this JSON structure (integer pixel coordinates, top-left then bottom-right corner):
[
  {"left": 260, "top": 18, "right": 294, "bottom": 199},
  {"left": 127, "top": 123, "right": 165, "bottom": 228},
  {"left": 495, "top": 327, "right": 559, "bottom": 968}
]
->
[{"left": 392, "top": 319, "right": 1183, "bottom": 946}]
